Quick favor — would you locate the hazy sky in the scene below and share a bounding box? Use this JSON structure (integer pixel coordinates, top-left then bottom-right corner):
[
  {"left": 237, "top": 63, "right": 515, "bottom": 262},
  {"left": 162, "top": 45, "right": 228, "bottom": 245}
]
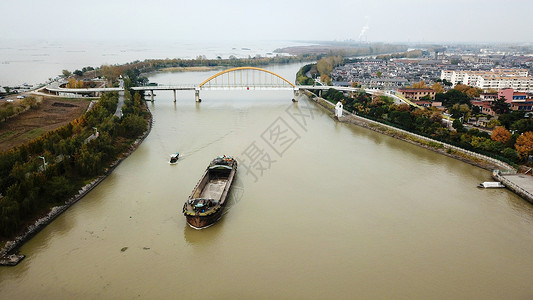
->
[{"left": 2, "top": 0, "right": 531, "bottom": 43}]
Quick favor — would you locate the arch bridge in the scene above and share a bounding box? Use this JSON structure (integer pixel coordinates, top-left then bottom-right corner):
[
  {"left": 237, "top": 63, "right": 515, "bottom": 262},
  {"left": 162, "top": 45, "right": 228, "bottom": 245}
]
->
[{"left": 131, "top": 67, "right": 300, "bottom": 102}]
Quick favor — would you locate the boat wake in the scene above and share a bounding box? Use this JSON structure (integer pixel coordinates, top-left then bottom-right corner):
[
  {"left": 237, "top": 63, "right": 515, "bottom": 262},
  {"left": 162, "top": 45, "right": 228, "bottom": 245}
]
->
[{"left": 171, "top": 131, "right": 234, "bottom": 162}]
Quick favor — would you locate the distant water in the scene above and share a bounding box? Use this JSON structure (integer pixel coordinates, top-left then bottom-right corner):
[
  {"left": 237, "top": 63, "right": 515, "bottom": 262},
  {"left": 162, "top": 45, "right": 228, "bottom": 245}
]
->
[{"left": 0, "top": 39, "right": 309, "bottom": 86}]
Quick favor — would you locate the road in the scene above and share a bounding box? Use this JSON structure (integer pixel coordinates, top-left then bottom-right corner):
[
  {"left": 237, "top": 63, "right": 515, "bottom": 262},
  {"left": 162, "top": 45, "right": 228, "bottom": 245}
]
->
[{"left": 114, "top": 79, "right": 124, "bottom": 117}]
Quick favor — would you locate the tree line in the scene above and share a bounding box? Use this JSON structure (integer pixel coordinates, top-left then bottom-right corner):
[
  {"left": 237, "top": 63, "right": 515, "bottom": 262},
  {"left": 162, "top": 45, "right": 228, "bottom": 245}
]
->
[{"left": 318, "top": 87, "right": 532, "bottom": 166}]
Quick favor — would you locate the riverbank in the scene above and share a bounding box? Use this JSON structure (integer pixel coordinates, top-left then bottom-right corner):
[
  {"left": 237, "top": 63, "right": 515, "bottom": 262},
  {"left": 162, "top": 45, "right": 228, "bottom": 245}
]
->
[
  {"left": 159, "top": 66, "right": 221, "bottom": 72},
  {"left": 305, "top": 92, "right": 515, "bottom": 172},
  {"left": 0, "top": 107, "right": 153, "bottom": 265}
]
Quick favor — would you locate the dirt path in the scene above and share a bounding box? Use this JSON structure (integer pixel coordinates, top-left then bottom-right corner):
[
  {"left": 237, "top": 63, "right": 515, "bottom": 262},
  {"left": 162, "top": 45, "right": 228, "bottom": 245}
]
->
[{"left": 0, "top": 98, "right": 90, "bottom": 152}]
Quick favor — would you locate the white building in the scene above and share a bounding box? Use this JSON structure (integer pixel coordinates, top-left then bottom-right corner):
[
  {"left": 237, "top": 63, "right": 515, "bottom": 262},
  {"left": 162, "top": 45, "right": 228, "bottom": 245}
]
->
[{"left": 440, "top": 69, "right": 532, "bottom": 92}]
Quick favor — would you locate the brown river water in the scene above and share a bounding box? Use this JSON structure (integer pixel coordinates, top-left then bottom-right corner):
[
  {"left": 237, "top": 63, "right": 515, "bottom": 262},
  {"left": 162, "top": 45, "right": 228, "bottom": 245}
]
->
[{"left": 2, "top": 64, "right": 533, "bottom": 299}]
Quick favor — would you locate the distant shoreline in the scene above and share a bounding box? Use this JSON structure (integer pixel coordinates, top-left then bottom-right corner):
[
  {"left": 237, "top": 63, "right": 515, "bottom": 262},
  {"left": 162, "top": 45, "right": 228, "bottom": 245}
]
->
[{"left": 159, "top": 66, "right": 222, "bottom": 72}]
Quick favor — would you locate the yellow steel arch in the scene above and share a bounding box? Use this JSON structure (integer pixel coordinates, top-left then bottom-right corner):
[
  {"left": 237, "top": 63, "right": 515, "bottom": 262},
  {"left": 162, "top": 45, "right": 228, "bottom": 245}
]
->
[{"left": 198, "top": 67, "right": 296, "bottom": 88}]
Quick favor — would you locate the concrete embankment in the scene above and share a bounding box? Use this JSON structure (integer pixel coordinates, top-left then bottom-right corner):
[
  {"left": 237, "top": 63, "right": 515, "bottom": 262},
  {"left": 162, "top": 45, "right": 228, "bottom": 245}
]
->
[
  {"left": 493, "top": 171, "right": 533, "bottom": 204},
  {"left": 305, "top": 92, "right": 515, "bottom": 173},
  {"left": 0, "top": 110, "right": 153, "bottom": 265}
]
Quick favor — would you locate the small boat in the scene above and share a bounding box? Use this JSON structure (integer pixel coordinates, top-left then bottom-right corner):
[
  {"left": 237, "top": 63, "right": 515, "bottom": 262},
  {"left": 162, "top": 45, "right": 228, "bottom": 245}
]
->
[
  {"left": 169, "top": 153, "right": 179, "bottom": 164},
  {"left": 478, "top": 181, "right": 505, "bottom": 188},
  {"left": 183, "top": 156, "right": 237, "bottom": 229}
]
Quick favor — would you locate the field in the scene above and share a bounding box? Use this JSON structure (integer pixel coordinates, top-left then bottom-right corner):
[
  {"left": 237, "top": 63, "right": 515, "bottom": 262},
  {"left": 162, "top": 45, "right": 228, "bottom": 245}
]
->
[{"left": 0, "top": 97, "right": 91, "bottom": 153}]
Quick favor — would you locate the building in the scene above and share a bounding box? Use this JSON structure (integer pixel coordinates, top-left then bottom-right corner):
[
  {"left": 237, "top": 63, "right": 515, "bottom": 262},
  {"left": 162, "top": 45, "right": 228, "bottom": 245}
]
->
[
  {"left": 397, "top": 88, "right": 436, "bottom": 100},
  {"left": 510, "top": 101, "right": 533, "bottom": 111},
  {"left": 499, "top": 88, "right": 531, "bottom": 102},
  {"left": 499, "top": 88, "right": 514, "bottom": 103},
  {"left": 479, "top": 93, "right": 498, "bottom": 100},
  {"left": 471, "top": 100, "right": 497, "bottom": 117},
  {"left": 495, "top": 88, "right": 533, "bottom": 111},
  {"left": 440, "top": 69, "right": 533, "bottom": 92}
]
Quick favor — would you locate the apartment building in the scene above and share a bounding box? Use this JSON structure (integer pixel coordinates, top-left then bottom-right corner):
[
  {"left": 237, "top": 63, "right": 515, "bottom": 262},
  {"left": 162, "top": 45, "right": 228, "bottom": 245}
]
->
[
  {"left": 397, "top": 88, "right": 436, "bottom": 100},
  {"left": 440, "top": 69, "right": 532, "bottom": 92}
]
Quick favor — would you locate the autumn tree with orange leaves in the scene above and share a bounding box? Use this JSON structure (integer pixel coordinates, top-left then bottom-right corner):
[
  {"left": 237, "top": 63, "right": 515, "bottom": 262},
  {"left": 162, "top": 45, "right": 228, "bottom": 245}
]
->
[
  {"left": 515, "top": 132, "right": 533, "bottom": 158},
  {"left": 491, "top": 126, "right": 511, "bottom": 144}
]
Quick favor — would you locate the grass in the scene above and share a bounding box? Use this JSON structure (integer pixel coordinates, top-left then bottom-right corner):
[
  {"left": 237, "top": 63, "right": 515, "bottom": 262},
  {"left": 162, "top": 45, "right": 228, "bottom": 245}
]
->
[
  {"left": 0, "top": 131, "right": 15, "bottom": 139},
  {"left": 22, "top": 128, "right": 45, "bottom": 139}
]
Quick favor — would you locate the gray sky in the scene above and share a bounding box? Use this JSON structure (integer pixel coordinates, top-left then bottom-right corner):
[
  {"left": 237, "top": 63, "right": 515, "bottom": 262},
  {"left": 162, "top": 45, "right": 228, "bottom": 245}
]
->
[{"left": 2, "top": 0, "right": 531, "bottom": 43}]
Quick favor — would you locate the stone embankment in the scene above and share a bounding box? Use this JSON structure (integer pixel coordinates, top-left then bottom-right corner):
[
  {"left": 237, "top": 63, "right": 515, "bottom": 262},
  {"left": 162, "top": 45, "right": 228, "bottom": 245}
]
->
[
  {"left": 305, "top": 92, "right": 515, "bottom": 173},
  {"left": 0, "top": 111, "right": 153, "bottom": 266},
  {"left": 492, "top": 171, "right": 533, "bottom": 204}
]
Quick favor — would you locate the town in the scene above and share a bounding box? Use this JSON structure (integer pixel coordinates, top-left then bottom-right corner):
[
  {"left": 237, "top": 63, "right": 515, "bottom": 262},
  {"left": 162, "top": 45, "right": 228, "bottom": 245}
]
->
[{"left": 324, "top": 45, "right": 533, "bottom": 130}]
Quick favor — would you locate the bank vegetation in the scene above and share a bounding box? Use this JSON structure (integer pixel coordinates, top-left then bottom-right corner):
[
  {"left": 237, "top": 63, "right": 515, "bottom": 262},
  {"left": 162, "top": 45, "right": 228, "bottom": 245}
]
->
[{"left": 0, "top": 90, "right": 149, "bottom": 241}]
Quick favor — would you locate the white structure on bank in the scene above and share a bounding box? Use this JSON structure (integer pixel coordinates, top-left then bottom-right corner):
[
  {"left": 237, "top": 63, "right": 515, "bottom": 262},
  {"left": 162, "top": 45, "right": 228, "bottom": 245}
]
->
[
  {"left": 335, "top": 101, "right": 343, "bottom": 118},
  {"left": 440, "top": 69, "right": 533, "bottom": 92}
]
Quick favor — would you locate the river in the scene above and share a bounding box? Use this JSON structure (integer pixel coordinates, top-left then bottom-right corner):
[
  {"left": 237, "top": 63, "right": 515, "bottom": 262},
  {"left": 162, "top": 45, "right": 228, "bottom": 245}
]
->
[{"left": 2, "top": 63, "right": 533, "bottom": 299}]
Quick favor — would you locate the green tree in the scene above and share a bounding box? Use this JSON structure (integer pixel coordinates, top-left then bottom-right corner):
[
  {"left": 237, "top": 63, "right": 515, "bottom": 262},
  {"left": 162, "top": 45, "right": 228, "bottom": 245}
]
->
[
  {"left": 435, "top": 89, "right": 470, "bottom": 108},
  {"left": 453, "top": 119, "right": 465, "bottom": 132},
  {"left": 120, "top": 115, "right": 146, "bottom": 138},
  {"left": 510, "top": 119, "right": 533, "bottom": 134},
  {"left": 492, "top": 96, "right": 509, "bottom": 115}
]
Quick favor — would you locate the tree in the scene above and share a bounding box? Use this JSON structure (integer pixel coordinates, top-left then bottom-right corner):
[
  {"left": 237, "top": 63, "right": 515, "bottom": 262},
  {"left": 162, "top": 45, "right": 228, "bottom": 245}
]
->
[
  {"left": 491, "top": 126, "right": 511, "bottom": 144},
  {"left": 449, "top": 103, "right": 471, "bottom": 120},
  {"left": 454, "top": 84, "right": 470, "bottom": 93},
  {"left": 316, "top": 58, "right": 333, "bottom": 76},
  {"left": 498, "top": 111, "right": 525, "bottom": 129},
  {"left": 487, "top": 119, "right": 501, "bottom": 129},
  {"left": 320, "top": 74, "right": 332, "bottom": 85},
  {"left": 411, "top": 81, "right": 427, "bottom": 89},
  {"left": 430, "top": 112, "right": 443, "bottom": 124},
  {"left": 465, "top": 87, "right": 482, "bottom": 99},
  {"left": 454, "top": 84, "right": 481, "bottom": 99},
  {"left": 100, "top": 65, "right": 121, "bottom": 84},
  {"left": 492, "top": 96, "right": 509, "bottom": 115},
  {"left": 515, "top": 132, "right": 533, "bottom": 158},
  {"left": 376, "top": 71, "right": 382, "bottom": 78},
  {"left": 120, "top": 115, "right": 146, "bottom": 138},
  {"left": 62, "top": 69, "right": 71, "bottom": 78},
  {"left": 22, "top": 96, "right": 38, "bottom": 109},
  {"left": 453, "top": 119, "right": 465, "bottom": 132},
  {"left": 431, "top": 82, "right": 444, "bottom": 94},
  {"left": 510, "top": 119, "right": 533, "bottom": 134},
  {"left": 436, "top": 89, "right": 470, "bottom": 108}
]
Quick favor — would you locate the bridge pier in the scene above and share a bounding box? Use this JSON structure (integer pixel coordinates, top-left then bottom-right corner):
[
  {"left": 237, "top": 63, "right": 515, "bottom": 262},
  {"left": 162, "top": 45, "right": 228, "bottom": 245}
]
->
[
  {"left": 150, "top": 90, "right": 154, "bottom": 102},
  {"left": 173, "top": 90, "right": 176, "bottom": 102},
  {"left": 195, "top": 89, "right": 201, "bottom": 102}
]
